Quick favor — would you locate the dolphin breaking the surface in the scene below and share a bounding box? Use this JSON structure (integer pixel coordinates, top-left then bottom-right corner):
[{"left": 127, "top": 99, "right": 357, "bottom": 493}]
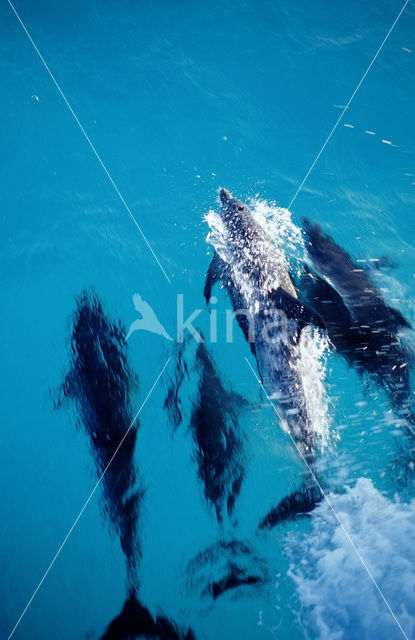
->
[{"left": 204, "top": 189, "right": 326, "bottom": 462}]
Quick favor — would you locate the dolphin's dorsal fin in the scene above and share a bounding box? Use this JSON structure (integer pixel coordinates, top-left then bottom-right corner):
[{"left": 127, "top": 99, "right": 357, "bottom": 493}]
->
[
  {"left": 268, "top": 287, "right": 326, "bottom": 332},
  {"left": 385, "top": 306, "right": 411, "bottom": 331}
]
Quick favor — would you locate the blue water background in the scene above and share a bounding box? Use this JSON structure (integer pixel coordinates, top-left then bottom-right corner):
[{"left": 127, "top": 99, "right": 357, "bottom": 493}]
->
[{"left": 1, "top": 1, "right": 415, "bottom": 638}]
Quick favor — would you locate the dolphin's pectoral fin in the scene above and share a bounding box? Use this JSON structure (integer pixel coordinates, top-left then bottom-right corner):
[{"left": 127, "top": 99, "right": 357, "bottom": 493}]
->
[
  {"left": 258, "top": 484, "right": 322, "bottom": 530},
  {"left": 204, "top": 251, "right": 226, "bottom": 304},
  {"left": 375, "top": 255, "right": 399, "bottom": 271},
  {"left": 269, "top": 287, "right": 326, "bottom": 332}
]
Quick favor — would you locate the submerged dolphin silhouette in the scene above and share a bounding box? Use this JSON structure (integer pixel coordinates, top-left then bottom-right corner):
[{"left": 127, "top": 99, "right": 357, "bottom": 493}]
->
[
  {"left": 57, "top": 290, "right": 195, "bottom": 640},
  {"left": 57, "top": 290, "right": 141, "bottom": 569},
  {"left": 165, "top": 338, "right": 247, "bottom": 523}
]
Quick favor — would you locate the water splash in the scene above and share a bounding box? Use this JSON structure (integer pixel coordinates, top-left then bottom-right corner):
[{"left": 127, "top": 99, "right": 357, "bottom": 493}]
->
[
  {"left": 295, "top": 326, "right": 333, "bottom": 448},
  {"left": 249, "top": 198, "right": 306, "bottom": 279},
  {"left": 205, "top": 198, "right": 306, "bottom": 290},
  {"left": 287, "top": 478, "right": 415, "bottom": 640}
]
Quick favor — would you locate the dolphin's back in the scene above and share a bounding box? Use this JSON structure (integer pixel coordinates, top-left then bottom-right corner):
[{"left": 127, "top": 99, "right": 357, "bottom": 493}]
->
[
  {"left": 301, "top": 219, "right": 413, "bottom": 421},
  {"left": 223, "top": 206, "right": 297, "bottom": 300},
  {"left": 302, "top": 218, "right": 400, "bottom": 327}
]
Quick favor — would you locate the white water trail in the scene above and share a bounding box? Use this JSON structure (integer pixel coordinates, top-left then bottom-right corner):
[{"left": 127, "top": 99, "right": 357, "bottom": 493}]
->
[{"left": 287, "top": 478, "right": 415, "bottom": 640}]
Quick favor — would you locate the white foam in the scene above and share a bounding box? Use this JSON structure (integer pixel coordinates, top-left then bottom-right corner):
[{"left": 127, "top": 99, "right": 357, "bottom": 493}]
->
[
  {"left": 287, "top": 478, "right": 415, "bottom": 639},
  {"left": 295, "top": 326, "right": 332, "bottom": 447},
  {"left": 205, "top": 199, "right": 305, "bottom": 312},
  {"left": 249, "top": 198, "right": 306, "bottom": 277},
  {"left": 205, "top": 198, "right": 306, "bottom": 288}
]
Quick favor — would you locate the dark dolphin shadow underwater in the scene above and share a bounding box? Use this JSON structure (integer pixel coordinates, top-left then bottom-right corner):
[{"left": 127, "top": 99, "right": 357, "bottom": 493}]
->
[
  {"left": 56, "top": 290, "right": 141, "bottom": 568},
  {"left": 56, "top": 290, "right": 196, "bottom": 640},
  {"left": 300, "top": 219, "right": 414, "bottom": 430},
  {"left": 165, "top": 337, "right": 247, "bottom": 524},
  {"left": 164, "top": 338, "right": 271, "bottom": 598},
  {"left": 56, "top": 291, "right": 323, "bottom": 639}
]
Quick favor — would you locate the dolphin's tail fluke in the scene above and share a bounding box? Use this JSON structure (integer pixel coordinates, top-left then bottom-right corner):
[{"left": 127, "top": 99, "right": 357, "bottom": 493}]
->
[{"left": 100, "top": 591, "right": 196, "bottom": 640}]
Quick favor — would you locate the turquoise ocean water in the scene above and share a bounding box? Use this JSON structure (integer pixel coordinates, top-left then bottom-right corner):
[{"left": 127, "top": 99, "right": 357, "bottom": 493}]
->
[{"left": 1, "top": 1, "right": 415, "bottom": 639}]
